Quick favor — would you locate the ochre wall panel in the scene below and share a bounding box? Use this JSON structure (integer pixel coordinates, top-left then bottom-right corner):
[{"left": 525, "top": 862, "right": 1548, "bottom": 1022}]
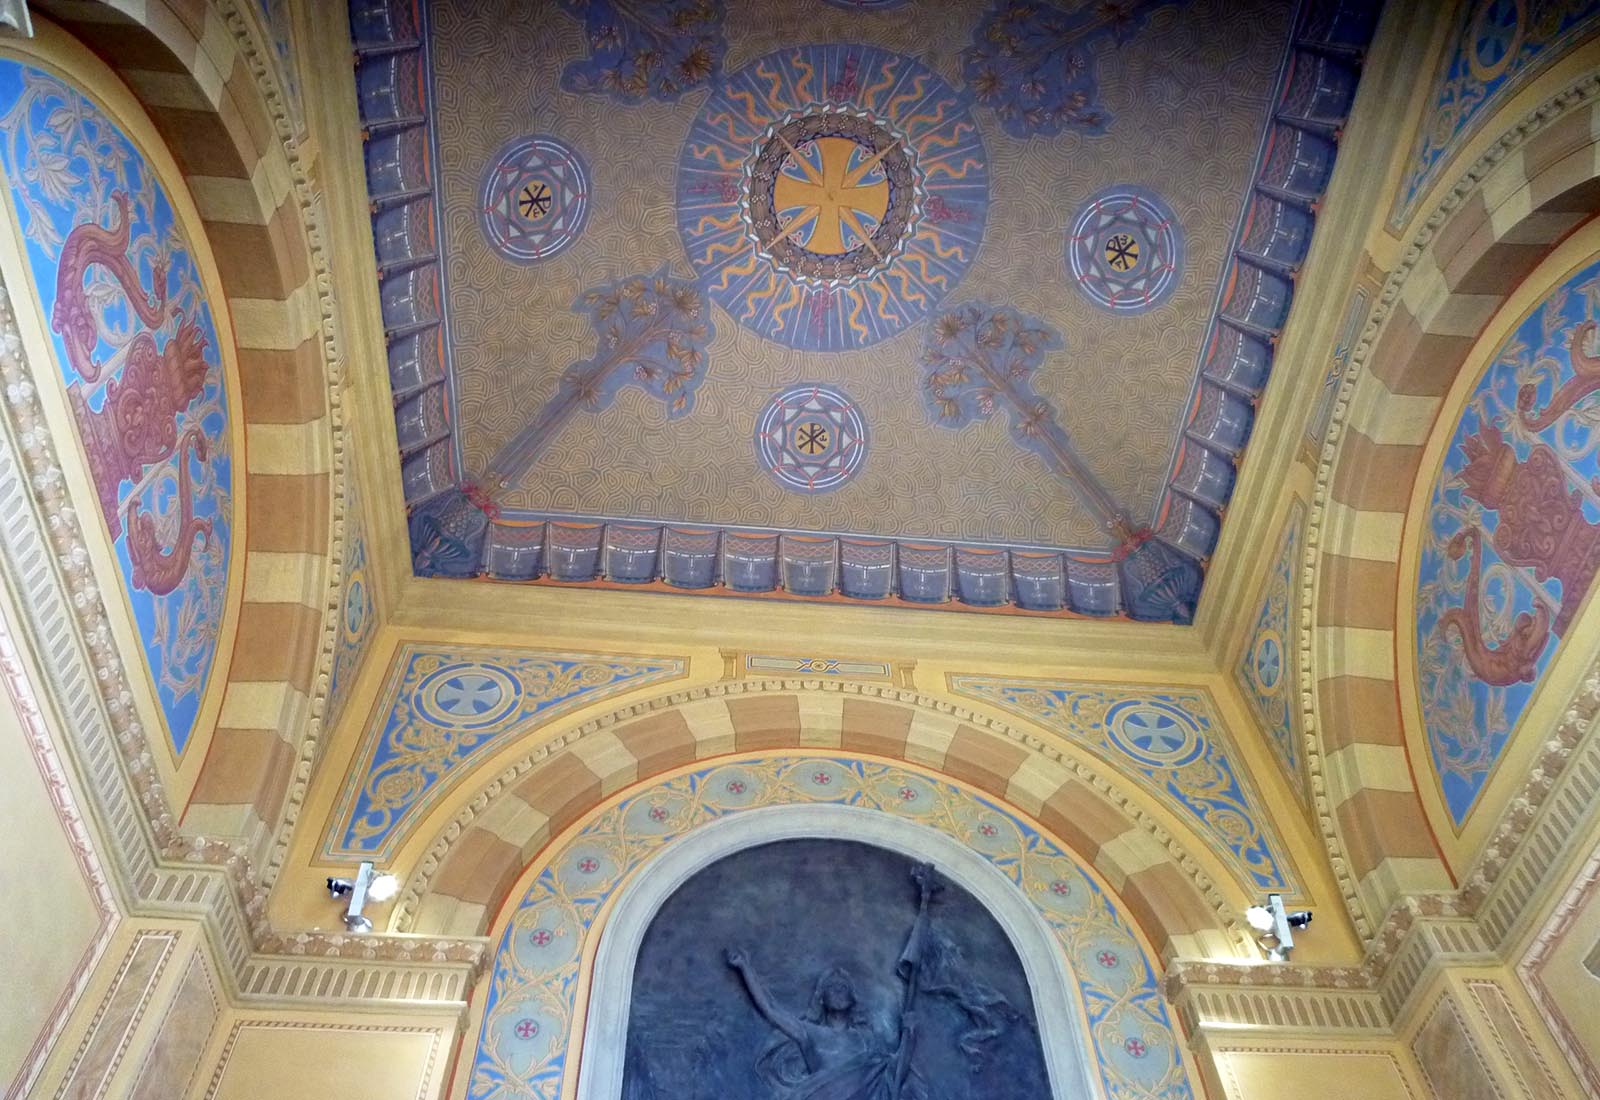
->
[
  {"left": 0, "top": 689, "right": 107, "bottom": 1096},
  {"left": 1212, "top": 1047, "right": 1421, "bottom": 1100},
  {"left": 127, "top": 949, "right": 220, "bottom": 1100},
  {"left": 203, "top": 1022, "right": 446, "bottom": 1100}
]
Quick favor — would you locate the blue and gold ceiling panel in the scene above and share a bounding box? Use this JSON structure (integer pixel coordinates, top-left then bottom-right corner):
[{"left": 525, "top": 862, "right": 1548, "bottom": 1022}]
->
[
  {"left": 323, "top": 644, "right": 686, "bottom": 860},
  {"left": 677, "top": 43, "right": 987, "bottom": 351},
  {"left": 1390, "top": 0, "right": 1600, "bottom": 231},
  {"left": 348, "top": 0, "right": 1380, "bottom": 623},
  {"left": 1237, "top": 501, "right": 1305, "bottom": 799},
  {"left": 948, "top": 675, "right": 1301, "bottom": 896}
]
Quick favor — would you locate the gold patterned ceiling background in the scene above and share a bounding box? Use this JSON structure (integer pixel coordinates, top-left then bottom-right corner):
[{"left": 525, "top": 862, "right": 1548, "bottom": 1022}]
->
[
  {"left": 430, "top": 0, "right": 1287, "bottom": 547},
  {"left": 358, "top": 0, "right": 1374, "bottom": 619}
]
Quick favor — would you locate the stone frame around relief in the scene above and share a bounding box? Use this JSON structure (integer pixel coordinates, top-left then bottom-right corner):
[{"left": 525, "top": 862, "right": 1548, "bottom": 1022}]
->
[
  {"left": 464, "top": 754, "right": 1199, "bottom": 1100},
  {"left": 574, "top": 804, "right": 1098, "bottom": 1100}
]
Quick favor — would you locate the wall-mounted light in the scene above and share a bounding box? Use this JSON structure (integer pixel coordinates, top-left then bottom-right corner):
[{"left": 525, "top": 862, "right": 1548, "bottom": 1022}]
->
[
  {"left": 1244, "top": 893, "right": 1311, "bottom": 962},
  {"left": 326, "top": 861, "right": 399, "bottom": 933},
  {"left": 0, "top": 2, "right": 33, "bottom": 38}
]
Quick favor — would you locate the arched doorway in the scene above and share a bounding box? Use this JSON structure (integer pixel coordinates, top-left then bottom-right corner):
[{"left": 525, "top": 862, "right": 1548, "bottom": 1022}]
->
[
  {"left": 578, "top": 806, "right": 1086, "bottom": 1100},
  {"left": 457, "top": 753, "right": 1200, "bottom": 1100}
]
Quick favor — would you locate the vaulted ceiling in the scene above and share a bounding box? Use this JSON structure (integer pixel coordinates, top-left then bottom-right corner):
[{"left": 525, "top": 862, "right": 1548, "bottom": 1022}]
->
[{"left": 350, "top": 0, "right": 1378, "bottom": 622}]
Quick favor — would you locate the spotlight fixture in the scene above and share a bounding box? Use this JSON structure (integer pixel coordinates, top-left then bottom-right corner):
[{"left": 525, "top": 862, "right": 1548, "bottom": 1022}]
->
[
  {"left": 325, "top": 861, "right": 399, "bottom": 933},
  {"left": 1244, "top": 893, "right": 1312, "bottom": 962}
]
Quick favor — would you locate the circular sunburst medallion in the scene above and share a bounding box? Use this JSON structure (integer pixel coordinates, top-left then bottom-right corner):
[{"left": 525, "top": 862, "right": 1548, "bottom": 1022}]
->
[
  {"left": 745, "top": 109, "right": 922, "bottom": 285},
  {"left": 1067, "top": 186, "right": 1183, "bottom": 314},
  {"left": 478, "top": 135, "right": 591, "bottom": 264},
  {"left": 754, "top": 384, "right": 869, "bottom": 493},
  {"left": 678, "top": 44, "right": 988, "bottom": 350}
]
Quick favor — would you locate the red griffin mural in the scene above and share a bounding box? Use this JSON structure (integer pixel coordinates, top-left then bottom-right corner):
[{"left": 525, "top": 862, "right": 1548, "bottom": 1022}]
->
[
  {"left": 51, "top": 192, "right": 213, "bottom": 594},
  {"left": 1444, "top": 323, "right": 1600, "bottom": 685}
]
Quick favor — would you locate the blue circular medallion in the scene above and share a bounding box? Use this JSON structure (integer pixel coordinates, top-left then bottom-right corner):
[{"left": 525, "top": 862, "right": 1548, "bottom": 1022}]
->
[
  {"left": 1104, "top": 699, "right": 1203, "bottom": 768},
  {"left": 1067, "top": 186, "right": 1183, "bottom": 314},
  {"left": 1468, "top": 0, "right": 1523, "bottom": 83},
  {"left": 344, "top": 573, "right": 368, "bottom": 636},
  {"left": 414, "top": 662, "right": 522, "bottom": 728},
  {"left": 755, "top": 384, "right": 869, "bottom": 493},
  {"left": 1252, "top": 631, "right": 1284, "bottom": 692},
  {"left": 678, "top": 44, "right": 987, "bottom": 350},
  {"left": 478, "top": 135, "right": 591, "bottom": 264}
]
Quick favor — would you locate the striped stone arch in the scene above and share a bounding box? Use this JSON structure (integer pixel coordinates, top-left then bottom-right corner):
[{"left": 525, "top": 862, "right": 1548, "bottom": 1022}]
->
[
  {"left": 1308, "top": 72, "right": 1600, "bottom": 937},
  {"left": 393, "top": 682, "right": 1247, "bottom": 962},
  {"left": 32, "top": 0, "right": 343, "bottom": 851}
]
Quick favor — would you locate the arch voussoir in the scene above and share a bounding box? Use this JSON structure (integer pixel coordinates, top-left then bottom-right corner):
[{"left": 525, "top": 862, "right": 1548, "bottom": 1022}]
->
[
  {"left": 1309, "top": 79, "right": 1600, "bottom": 936},
  {"left": 396, "top": 683, "right": 1245, "bottom": 963},
  {"left": 31, "top": 0, "right": 341, "bottom": 856}
]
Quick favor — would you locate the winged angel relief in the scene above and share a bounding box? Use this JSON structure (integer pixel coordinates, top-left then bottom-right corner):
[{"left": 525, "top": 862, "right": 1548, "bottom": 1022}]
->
[
  {"left": 1416, "top": 267, "right": 1600, "bottom": 820},
  {"left": 0, "top": 64, "right": 230, "bottom": 720}
]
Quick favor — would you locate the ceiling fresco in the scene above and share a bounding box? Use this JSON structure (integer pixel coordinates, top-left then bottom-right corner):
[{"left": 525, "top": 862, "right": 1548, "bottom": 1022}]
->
[
  {"left": 350, "top": 0, "right": 1379, "bottom": 621},
  {"left": 1388, "top": 0, "right": 1600, "bottom": 231},
  {"left": 1236, "top": 500, "right": 1304, "bottom": 800},
  {"left": 944, "top": 676, "right": 1301, "bottom": 895},
  {"left": 323, "top": 643, "right": 687, "bottom": 860},
  {"left": 0, "top": 60, "right": 233, "bottom": 757},
  {"left": 1416, "top": 257, "right": 1600, "bottom": 828}
]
